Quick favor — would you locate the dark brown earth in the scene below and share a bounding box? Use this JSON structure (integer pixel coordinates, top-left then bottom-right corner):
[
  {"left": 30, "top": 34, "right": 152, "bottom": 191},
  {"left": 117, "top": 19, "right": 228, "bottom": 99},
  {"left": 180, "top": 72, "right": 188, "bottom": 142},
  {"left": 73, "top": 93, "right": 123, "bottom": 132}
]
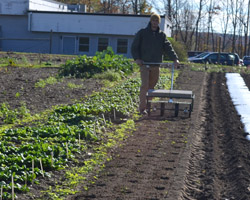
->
[
  {"left": 68, "top": 70, "right": 250, "bottom": 200},
  {"left": 0, "top": 67, "right": 103, "bottom": 116},
  {"left": 1, "top": 52, "right": 250, "bottom": 200}
]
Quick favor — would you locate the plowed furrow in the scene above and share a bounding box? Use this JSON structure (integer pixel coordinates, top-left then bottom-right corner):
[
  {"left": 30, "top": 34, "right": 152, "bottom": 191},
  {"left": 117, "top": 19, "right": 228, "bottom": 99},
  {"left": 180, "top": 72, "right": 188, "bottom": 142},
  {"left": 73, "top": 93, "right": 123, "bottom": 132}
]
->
[{"left": 182, "top": 72, "right": 250, "bottom": 200}]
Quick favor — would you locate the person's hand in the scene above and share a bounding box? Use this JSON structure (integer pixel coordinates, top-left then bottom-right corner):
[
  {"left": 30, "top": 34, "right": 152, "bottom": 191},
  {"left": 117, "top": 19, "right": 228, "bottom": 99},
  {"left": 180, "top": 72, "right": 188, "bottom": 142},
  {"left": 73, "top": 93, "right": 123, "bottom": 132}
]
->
[
  {"left": 174, "top": 59, "right": 179, "bottom": 67},
  {"left": 135, "top": 59, "right": 143, "bottom": 66}
]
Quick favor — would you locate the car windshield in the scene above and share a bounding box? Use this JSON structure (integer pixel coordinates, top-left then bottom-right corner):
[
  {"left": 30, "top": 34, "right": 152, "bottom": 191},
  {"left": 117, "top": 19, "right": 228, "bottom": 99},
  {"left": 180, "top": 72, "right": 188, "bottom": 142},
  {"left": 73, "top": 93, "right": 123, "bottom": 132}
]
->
[
  {"left": 195, "top": 52, "right": 210, "bottom": 58},
  {"left": 228, "top": 54, "right": 235, "bottom": 60}
]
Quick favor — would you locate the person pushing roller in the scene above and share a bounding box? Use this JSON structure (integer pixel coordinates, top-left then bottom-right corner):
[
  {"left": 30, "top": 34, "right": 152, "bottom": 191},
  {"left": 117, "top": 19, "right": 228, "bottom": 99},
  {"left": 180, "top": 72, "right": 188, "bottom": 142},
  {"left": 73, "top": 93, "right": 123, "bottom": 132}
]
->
[{"left": 131, "top": 13, "right": 179, "bottom": 115}]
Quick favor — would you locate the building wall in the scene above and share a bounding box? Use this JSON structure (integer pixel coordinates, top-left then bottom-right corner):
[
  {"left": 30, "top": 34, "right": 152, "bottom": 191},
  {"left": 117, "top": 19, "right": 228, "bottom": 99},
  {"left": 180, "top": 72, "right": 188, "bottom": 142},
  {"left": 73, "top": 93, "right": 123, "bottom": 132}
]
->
[
  {"left": 56, "top": 34, "right": 134, "bottom": 57},
  {"left": 0, "top": 15, "right": 134, "bottom": 57},
  {"left": 0, "top": 0, "right": 28, "bottom": 15},
  {"left": 163, "top": 15, "right": 172, "bottom": 37},
  {"left": 28, "top": 12, "right": 167, "bottom": 36},
  {"left": 0, "top": 11, "right": 172, "bottom": 58},
  {"left": 0, "top": 15, "right": 51, "bottom": 53}
]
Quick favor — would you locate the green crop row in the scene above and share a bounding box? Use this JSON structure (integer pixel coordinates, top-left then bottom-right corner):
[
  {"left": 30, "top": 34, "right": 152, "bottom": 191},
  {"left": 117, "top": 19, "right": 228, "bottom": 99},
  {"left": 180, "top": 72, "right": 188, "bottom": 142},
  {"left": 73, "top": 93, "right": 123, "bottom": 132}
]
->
[
  {"left": 0, "top": 58, "right": 176, "bottom": 199},
  {"left": 0, "top": 76, "right": 142, "bottom": 199},
  {"left": 0, "top": 102, "right": 31, "bottom": 124}
]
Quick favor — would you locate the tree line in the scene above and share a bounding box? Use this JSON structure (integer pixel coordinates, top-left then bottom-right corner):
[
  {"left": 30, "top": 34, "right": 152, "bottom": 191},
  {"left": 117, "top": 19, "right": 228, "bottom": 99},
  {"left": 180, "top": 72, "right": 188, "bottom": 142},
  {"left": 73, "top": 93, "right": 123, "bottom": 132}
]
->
[
  {"left": 152, "top": 0, "right": 250, "bottom": 57},
  {"left": 57, "top": 0, "right": 152, "bottom": 14},
  {"left": 58, "top": 0, "right": 250, "bottom": 58}
]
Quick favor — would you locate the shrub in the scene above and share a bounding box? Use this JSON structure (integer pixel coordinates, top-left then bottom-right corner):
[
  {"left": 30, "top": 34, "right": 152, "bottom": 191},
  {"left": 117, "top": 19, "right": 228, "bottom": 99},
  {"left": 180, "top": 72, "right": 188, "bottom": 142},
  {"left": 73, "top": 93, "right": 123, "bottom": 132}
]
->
[
  {"left": 165, "top": 38, "right": 188, "bottom": 62},
  {"left": 59, "top": 47, "right": 136, "bottom": 78}
]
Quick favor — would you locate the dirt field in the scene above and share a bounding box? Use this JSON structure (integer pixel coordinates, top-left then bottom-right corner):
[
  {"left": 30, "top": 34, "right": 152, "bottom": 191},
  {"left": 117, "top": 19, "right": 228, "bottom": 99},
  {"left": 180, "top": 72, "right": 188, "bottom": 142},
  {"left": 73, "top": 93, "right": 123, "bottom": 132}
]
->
[{"left": 1, "top": 54, "right": 250, "bottom": 200}]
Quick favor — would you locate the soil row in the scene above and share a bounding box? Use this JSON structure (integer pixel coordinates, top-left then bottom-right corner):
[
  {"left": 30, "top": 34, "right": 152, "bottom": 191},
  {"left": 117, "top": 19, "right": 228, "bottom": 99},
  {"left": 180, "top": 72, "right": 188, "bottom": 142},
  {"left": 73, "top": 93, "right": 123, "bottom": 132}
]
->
[
  {"left": 69, "top": 70, "right": 250, "bottom": 200},
  {"left": 1, "top": 63, "right": 250, "bottom": 199}
]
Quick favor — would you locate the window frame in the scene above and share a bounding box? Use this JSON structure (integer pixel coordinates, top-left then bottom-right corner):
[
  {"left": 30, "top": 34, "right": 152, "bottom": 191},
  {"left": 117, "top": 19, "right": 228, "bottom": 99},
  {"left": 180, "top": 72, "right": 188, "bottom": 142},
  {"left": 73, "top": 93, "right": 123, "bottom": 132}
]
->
[
  {"left": 98, "top": 37, "right": 109, "bottom": 52},
  {"left": 78, "top": 37, "right": 90, "bottom": 52},
  {"left": 117, "top": 38, "right": 128, "bottom": 54}
]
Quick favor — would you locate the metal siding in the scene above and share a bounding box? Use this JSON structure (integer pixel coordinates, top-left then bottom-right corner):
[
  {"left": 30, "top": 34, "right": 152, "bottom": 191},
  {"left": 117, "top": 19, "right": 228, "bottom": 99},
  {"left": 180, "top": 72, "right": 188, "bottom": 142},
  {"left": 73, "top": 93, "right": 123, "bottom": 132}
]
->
[
  {"left": 29, "top": 13, "right": 167, "bottom": 36},
  {"left": 0, "top": 16, "right": 53, "bottom": 53},
  {"left": 0, "top": 0, "right": 28, "bottom": 15}
]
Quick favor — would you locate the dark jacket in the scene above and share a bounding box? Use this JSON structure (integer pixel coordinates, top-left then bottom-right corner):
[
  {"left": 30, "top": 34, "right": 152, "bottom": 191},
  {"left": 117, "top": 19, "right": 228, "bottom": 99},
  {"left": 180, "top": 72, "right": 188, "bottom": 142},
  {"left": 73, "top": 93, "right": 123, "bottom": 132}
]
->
[{"left": 131, "top": 22, "right": 178, "bottom": 63}]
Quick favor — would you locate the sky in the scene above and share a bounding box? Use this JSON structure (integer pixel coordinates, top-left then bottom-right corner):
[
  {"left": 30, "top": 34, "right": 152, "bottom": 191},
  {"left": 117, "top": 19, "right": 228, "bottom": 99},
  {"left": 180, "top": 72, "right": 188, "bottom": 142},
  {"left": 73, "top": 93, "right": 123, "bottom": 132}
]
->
[{"left": 149, "top": 0, "right": 226, "bottom": 34}]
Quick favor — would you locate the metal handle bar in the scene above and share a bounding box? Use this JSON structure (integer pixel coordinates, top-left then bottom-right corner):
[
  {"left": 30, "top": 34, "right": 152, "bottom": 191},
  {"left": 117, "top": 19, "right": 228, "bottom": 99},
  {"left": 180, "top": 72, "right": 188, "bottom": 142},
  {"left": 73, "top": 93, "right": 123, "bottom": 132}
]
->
[{"left": 143, "top": 62, "right": 172, "bottom": 67}]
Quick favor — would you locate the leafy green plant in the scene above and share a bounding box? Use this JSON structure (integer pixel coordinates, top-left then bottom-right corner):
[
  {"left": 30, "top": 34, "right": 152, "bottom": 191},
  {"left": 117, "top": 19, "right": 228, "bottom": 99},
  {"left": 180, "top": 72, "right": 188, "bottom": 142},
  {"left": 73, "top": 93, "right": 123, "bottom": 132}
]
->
[
  {"left": 15, "top": 92, "right": 20, "bottom": 98},
  {"left": 0, "top": 103, "right": 17, "bottom": 124},
  {"left": 93, "top": 69, "right": 122, "bottom": 82},
  {"left": 59, "top": 47, "right": 136, "bottom": 78},
  {"left": 8, "top": 59, "right": 16, "bottom": 66},
  {"left": 67, "top": 82, "right": 83, "bottom": 89},
  {"left": 0, "top": 102, "right": 30, "bottom": 124},
  {"left": 156, "top": 68, "right": 178, "bottom": 89},
  {"left": 35, "top": 77, "right": 58, "bottom": 88},
  {"left": 19, "top": 102, "right": 31, "bottom": 119}
]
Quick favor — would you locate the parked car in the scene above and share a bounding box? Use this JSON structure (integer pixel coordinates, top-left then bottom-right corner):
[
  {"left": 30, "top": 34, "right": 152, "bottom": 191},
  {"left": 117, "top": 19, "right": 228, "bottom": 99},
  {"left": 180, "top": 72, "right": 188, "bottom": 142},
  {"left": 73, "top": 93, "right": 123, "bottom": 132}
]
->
[
  {"left": 243, "top": 56, "right": 250, "bottom": 66},
  {"left": 187, "top": 51, "right": 204, "bottom": 57},
  {"left": 188, "top": 52, "right": 241, "bottom": 66},
  {"left": 188, "top": 52, "right": 210, "bottom": 62},
  {"left": 240, "top": 58, "right": 244, "bottom": 66}
]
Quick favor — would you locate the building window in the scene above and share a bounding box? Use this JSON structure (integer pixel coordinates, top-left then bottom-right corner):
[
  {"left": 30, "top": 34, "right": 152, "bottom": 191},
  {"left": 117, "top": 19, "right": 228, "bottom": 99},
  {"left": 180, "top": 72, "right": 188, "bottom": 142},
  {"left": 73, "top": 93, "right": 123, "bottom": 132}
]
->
[
  {"left": 79, "top": 37, "right": 89, "bottom": 52},
  {"left": 117, "top": 39, "right": 128, "bottom": 54},
  {"left": 98, "top": 38, "right": 108, "bottom": 51}
]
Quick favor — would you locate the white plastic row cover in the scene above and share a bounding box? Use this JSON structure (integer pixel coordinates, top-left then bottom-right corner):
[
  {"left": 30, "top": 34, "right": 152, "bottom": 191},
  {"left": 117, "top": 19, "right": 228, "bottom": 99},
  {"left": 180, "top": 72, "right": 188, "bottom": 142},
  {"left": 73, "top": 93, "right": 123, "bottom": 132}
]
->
[{"left": 226, "top": 73, "right": 250, "bottom": 141}]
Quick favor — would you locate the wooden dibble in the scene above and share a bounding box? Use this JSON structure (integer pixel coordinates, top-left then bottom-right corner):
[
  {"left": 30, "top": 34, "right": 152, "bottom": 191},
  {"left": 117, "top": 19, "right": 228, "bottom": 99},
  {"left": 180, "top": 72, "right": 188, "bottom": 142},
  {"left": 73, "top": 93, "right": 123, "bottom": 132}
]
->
[{"left": 144, "top": 63, "right": 195, "bottom": 117}]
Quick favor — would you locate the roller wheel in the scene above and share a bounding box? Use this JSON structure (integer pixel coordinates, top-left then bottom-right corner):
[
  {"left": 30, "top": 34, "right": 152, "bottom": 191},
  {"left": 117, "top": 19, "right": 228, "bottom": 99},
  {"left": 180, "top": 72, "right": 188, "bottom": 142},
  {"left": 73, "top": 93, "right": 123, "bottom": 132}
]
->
[
  {"left": 160, "top": 103, "right": 165, "bottom": 116},
  {"left": 175, "top": 103, "right": 179, "bottom": 117},
  {"left": 189, "top": 104, "right": 192, "bottom": 117}
]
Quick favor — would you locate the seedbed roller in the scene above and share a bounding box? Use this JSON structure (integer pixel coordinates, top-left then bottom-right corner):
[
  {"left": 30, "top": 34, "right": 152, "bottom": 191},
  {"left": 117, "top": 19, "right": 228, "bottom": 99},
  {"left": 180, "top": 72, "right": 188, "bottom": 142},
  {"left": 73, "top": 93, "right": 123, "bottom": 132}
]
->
[{"left": 145, "top": 62, "right": 195, "bottom": 117}]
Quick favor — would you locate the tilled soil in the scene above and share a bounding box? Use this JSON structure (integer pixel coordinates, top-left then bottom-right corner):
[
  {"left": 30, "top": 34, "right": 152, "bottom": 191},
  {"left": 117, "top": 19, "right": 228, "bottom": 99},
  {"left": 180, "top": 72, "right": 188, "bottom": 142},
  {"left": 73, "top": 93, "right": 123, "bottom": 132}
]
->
[
  {"left": 0, "top": 66, "right": 103, "bottom": 116},
  {"left": 0, "top": 60, "right": 250, "bottom": 200},
  {"left": 68, "top": 70, "right": 250, "bottom": 200}
]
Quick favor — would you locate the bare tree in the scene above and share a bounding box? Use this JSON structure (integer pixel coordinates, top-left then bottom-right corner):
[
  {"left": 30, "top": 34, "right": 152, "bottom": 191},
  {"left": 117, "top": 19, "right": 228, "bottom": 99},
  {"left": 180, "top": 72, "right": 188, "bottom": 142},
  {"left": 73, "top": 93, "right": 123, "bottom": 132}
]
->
[
  {"left": 205, "top": 0, "right": 220, "bottom": 51},
  {"left": 194, "top": 0, "right": 206, "bottom": 51},
  {"left": 130, "top": 0, "right": 151, "bottom": 14},
  {"left": 230, "top": 0, "right": 240, "bottom": 52},
  {"left": 167, "top": 0, "right": 171, "bottom": 19},
  {"left": 219, "top": 1, "right": 230, "bottom": 51},
  {"left": 246, "top": 0, "right": 250, "bottom": 55},
  {"left": 237, "top": 0, "right": 246, "bottom": 56},
  {"left": 118, "top": 0, "right": 132, "bottom": 14}
]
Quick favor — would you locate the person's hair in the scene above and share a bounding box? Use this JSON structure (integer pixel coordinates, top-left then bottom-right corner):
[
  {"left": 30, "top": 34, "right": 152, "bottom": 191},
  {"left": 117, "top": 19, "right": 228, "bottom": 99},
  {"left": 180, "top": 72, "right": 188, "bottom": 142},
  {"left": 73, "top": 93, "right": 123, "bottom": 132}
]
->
[{"left": 150, "top": 13, "right": 161, "bottom": 23}]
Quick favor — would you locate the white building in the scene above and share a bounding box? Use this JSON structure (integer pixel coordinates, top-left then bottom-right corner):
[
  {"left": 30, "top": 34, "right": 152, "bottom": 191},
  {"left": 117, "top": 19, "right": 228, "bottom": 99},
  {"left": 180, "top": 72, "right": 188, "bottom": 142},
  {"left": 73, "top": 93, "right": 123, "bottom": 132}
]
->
[{"left": 0, "top": 0, "right": 173, "bottom": 57}]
